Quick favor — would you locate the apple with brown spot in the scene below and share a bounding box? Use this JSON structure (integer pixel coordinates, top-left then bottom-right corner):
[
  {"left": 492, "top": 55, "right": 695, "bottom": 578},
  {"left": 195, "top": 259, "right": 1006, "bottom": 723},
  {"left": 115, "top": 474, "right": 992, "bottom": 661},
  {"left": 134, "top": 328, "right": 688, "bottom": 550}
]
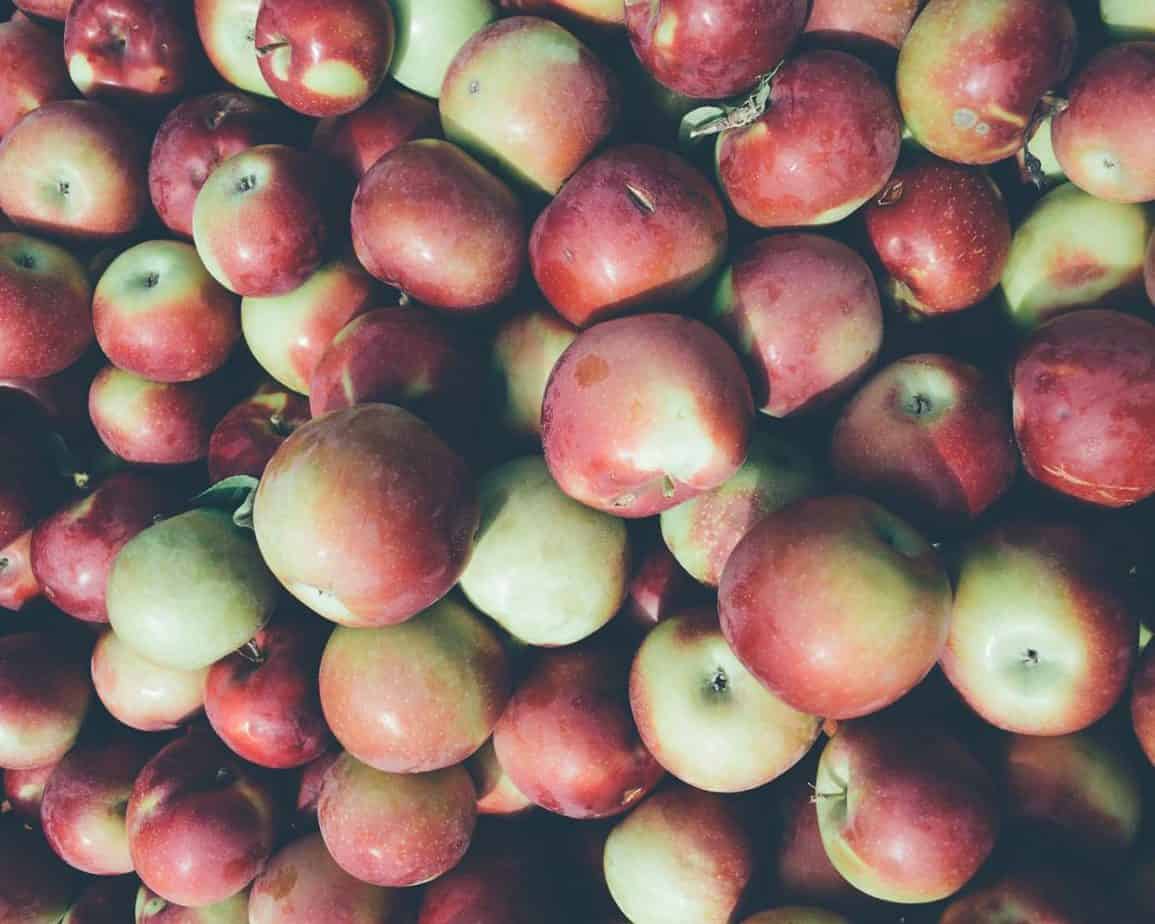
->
[
  {"left": 194, "top": 0, "right": 275, "bottom": 97},
  {"left": 3, "top": 758, "right": 58, "bottom": 822},
  {"left": 491, "top": 305, "right": 576, "bottom": 440},
  {"left": 465, "top": 739, "right": 533, "bottom": 816},
  {"left": 90, "top": 630, "right": 209, "bottom": 732},
  {"left": 0, "top": 13, "right": 73, "bottom": 139},
  {"left": 208, "top": 384, "right": 310, "bottom": 481}
]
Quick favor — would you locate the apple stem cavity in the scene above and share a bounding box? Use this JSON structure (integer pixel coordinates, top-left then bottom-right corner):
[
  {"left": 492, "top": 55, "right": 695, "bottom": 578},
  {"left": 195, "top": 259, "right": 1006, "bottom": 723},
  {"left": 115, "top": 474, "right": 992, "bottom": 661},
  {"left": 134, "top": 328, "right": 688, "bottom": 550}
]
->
[
  {"left": 1022, "top": 92, "right": 1070, "bottom": 189},
  {"left": 1022, "top": 648, "right": 1041, "bottom": 667},
  {"left": 255, "top": 41, "right": 290, "bottom": 57},
  {"left": 875, "top": 178, "right": 906, "bottom": 207},
  {"left": 687, "top": 61, "right": 782, "bottom": 139},
  {"left": 237, "top": 638, "right": 266, "bottom": 664}
]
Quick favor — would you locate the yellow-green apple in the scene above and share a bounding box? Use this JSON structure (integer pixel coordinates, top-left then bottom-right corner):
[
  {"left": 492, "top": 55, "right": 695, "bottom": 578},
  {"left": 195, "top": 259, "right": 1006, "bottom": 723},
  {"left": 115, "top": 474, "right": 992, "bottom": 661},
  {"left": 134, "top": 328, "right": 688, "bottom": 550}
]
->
[
  {"left": 90, "top": 629, "right": 208, "bottom": 732},
  {"left": 350, "top": 139, "right": 525, "bottom": 312},
  {"left": 1132, "top": 640, "right": 1155, "bottom": 765},
  {"left": 0, "top": 819, "right": 79, "bottom": 924},
  {"left": 720, "top": 495, "right": 951, "bottom": 719},
  {"left": 254, "top": 0, "right": 395, "bottom": 117},
  {"left": 716, "top": 51, "right": 901, "bottom": 228},
  {"left": 126, "top": 731, "right": 277, "bottom": 907},
  {"left": 149, "top": 92, "right": 281, "bottom": 239},
  {"left": 741, "top": 910, "right": 852, "bottom": 924},
  {"left": 253, "top": 404, "right": 478, "bottom": 627},
  {"left": 629, "top": 606, "right": 821, "bottom": 792},
  {"left": 3, "top": 758, "right": 57, "bottom": 821},
  {"left": 0, "top": 632, "right": 92, "bottom": 770},
  {"left": 194, "top": 0, "right": 274, "bottom": 97},
  {"left": 530, "top": 145, "right": 726, "bottom": 327},
  {"left": 542, "top": 313, "right": 753, "bottom": 517},
  {"left": 942, "top": 519, "right": 1138, "bottom": 735},
  {"left": 0, "top": 13, "right": 72, "bottom": 139},
  {"left": 803, "top": 0, "right": 921, "bottom": 50},
  {"left": 207, "top": 384, "right": 310, "bottom": 481},
  {"left": 0, "top": 100, "right": 147, "bottom": 239},
  {"left": 13, "top": 0, "right": 71, "bottom": 19},
  {"left": 1017, "top": 110, "right": 1066, "bottom": 187},
  {"left": 193, "top": 144, "right": 329, "bottom": 297},
  {"left": 318, "top": 751, "right": 477, "bottom": 886},
  {"left": 61, "top": 875, "right": 138, "bottom": 923},
  {"left": 465, "top": 738, "right": 533, "bottom": 815},
  {"left": 440, "top": 16, "right": 617, "bottom": 195},
  {"left": 896, "top": 0, "right": 1077, "bottom": 165},
  {"left": 1052, "top": 43, "right": 1155, "bottom": 203},
  {"left": 107, "top": 508, "right": 278, "bottom": 671},
  {"left": 318, "top": 596, "right": 508, "bottom": 772},
  {"left": 388, "top": 0, "right": 496, "bottom": 98},
  {"left": 460, "top": 455, "right": 630, "bottom": 646},
  {"left": 0, "top": 526, "right": 39, "bottom": 610},
  {"left": 603, "top": 782, "right": 756, "bottom": 924},
  {"left": 1012, "top": 309, "right": 1155, "bottom": 506},
  {"left": 135, "top": 885, "right": 249, "bottom": 923},
  {"left": 0, "top": 231, "right": 93, "bottom": 378},
  {"left": 493, "top": 641, "right": 665, "bottom": 819},
  {"left": 499, "top": 0, "right": 624, "bottom": 25},
  {"left": 831, "top": 354, "right": 1018, "bottom": 527},
  {"left": 1102, "top": 0, "right": 1155, "bottom": 38},
  {"left": 625, "top": 0, "right": 808, "bottom": 99},
  {"left": 491, "top": 305, "right": 576, "bottom": 439}
]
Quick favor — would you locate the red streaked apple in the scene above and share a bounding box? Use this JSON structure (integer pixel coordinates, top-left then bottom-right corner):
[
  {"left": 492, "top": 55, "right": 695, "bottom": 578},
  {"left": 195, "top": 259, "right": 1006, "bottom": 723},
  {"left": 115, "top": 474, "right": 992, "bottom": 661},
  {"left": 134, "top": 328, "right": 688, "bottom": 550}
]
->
[
  {"left": 803, "top": 0, "right": 920, "bottom": 49},
  {"left": 0, "top": 819, "right": 79, "bottom": 924},
  {"left": 388, "top": 0, "right": 497, "bottom": 98},
  {"left": 3, "top": 759, "right": 57, "bottom": 821},
  {"left": 134, "top": 885, "right": 249, "bottom": 923},
  {"left": 207, "top": 384, "right": 310, "bottom": 481},
  {"left": 491, "top": 305, "right": 576, "bottom": 439},
  {"left": 0, "top": 526, "right": 39, "bottom": 610},
  {"left": 466, "top": 738, "right": 533, "bottom": 816},
  {"left": 194, "top": 0, "right": 275, "bottom": 97},
  {"left": 13, "top": 0, "right": 72, "bottom": 19},
  {"left": 1133, "top": 640, "right": 1155, "bottom": 766},
  {"left": 0, "top": 13, "right": 73, "bottom": 139},
  {"left": 90, "top": 629, "right": 208, "bottom": 732},
  {"left": 741, "top": 910, "right": 852, "bottom": 924}
]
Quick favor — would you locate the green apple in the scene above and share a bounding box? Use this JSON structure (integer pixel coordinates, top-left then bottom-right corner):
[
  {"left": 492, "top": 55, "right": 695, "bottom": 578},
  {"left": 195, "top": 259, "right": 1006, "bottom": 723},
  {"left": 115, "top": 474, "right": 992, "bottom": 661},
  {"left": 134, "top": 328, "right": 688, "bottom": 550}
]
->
[{"left": 388, "top": 0, "right": 496, "bottom": 98}]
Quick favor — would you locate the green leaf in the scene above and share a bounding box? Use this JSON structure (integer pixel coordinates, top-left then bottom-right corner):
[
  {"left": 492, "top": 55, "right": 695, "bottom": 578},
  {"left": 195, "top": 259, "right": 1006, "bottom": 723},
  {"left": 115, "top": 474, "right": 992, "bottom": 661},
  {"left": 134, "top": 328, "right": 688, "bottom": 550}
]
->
[{"left": 190, "top": 475, "right": 260, "bottom": 531}]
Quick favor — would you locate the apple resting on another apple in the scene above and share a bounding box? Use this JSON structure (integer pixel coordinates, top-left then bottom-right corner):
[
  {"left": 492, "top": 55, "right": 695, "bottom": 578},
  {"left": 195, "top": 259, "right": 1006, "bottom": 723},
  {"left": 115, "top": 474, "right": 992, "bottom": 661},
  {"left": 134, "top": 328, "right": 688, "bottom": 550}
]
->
[
  {"left": 90, "top": 629, "right": 209, "bottom": 732},
  {"left": 194, "top": 0, "right": 275, "bottom": 97},
  {"left": 207, "top": 384, "right": 310, "bottom": 481},
  {"left": 387, "top": 0, "right": 496, "bottom": 98},
  {"left": 465, "top": 738, "right": 533, "bottom": 816},
  {"left": 135, "top": 885, "right": 250, "bottom": 923}
]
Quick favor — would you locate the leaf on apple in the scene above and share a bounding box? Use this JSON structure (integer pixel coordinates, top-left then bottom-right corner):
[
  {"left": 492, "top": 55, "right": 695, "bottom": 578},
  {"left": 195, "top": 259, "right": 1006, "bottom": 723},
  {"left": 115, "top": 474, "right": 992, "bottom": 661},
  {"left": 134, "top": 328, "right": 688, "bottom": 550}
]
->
[{"left": 189, "top": 475, "right": 260, "bottom": 530}]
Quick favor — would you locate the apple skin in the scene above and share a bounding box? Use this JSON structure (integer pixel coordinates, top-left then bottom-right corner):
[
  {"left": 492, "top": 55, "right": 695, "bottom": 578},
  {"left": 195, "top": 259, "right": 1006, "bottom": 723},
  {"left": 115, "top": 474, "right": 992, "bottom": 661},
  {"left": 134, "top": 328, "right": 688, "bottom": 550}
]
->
[
  {"left": 440, "top": 16, "right": 618, "bottom": 196},
  {"left": 90, "top": 629, "right": 209, "bottom": 732},
  {"left": 1052, "top": 42, "right": 1155, "bottom": 204},
  {"left": 719, "top": 495, "right": 951, "bottom": 719},
  {"left": 624, "top": 0, "right": 808, "bottom": 99},
  {"left": 0, "top": 14, "right": 73, "bottom": 140},
  {"left": 1147, "top": 230, "right": 1155, "bottom": 304},
  {"left": 0, "top": 526, "right": 39, "bottom": 610},
  {"left": 937, "top": 863, "right": 1105, "bottom": 924},
  {"left": 0, "top": 820, "right": 79, "bottom": 924},
  {"left": 716, "top": 51, "right": 902, "bottom": 228},
  {"left": 542, "top": 313, "right": 753, "bottom": 518},
  {"left": 134, "top": 885, "right": 250, "bottom": 923},
  {"left": 831, "top": 353, "right": 1018, "bottom": 527},
  {"left": 0, "top": 231, "right": 93, "bottom": 379},
  {"left": 388, "top": 0, "right": 497, "bottom": 98},
  {"left": 499, "top": 0, "right": 624, "bottom": 25},
  {"left": 194, "top": 0, "right": 275, "bottom": 97},
  {"left": 0, "top": 100, "right": 148, "bottom": 240},
  {"left": 491, "top": 305, "right": 577, "bottom": 439},
  {"left": 294, "top": 748, "right": 337, "bottom": 819},
  {"left": 207, "top": 384, "right": 311, "bottom": 481},
  {"left": 465, "top": 738, "right": 534, "bottom": 815},
  {"left": 3, "top": 758, "right": 57, "bottom": 821},
  {"left": 623, "top": 533, "right": 698, "bottom": 631},
  {"left": 740, "top": 911, "right": 852, "bottom": 924},
  {"left": 127, "top": 731, "right": 278, "bottom": 908},
  {"left": 942, "top": 519, "right": 1138, "bottom": 736},
  {"left": 1132, "top": 640, "right": 1155, "bottom": 765},
  {"left": 629, "top": 606, "right": 821, "bottom": 793},
  {"left": 529, "top": 145, "right": 727, "bottom": 328},
  {"left": 711, "top": 233, "right": 883, "bottom": 418},
  {"left": 803, "top": 0, "right": 920, "bottom": 49},
  {"left": 318, "top": 751, "right": 477, "bottom": 887},
  {"left": 350, "top": 139, "right": 525, "bottom": 312},
  {"left": 1012, "top": 309, "right": 1155, "bottom": 507},
  {"left": 61, "top": 875, "right": 138, "bottom": 924},
  {"left": 1102, "top": 0, "right": 1155, "bottom": 39},
  {"left": 13, "top": 0, "right": 71, "bottom": 19},
  {"left": 896, "top": 0, "right": 1077, "bottom": 165},
  {"left": 493, "top": 641, "right": 665, "bottom": 819}
]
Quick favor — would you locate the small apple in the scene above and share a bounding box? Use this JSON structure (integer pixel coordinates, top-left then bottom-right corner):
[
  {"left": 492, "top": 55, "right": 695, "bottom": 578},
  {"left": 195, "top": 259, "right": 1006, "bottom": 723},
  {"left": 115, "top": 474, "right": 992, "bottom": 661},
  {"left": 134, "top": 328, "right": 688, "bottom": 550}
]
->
[
  {"left": 90, "top": 629, "right": 208, "bottom": 732},
  {"left": 491, "top": 305, "right": 577, "bottom": 440},
  {"left": 3, "top": 758, "right": 58, "bottom": 821},
  {"left": 194, "top": 0, "right": 275, "bottom": 97},
  {"left": 134, "top": 885, "right": 249, "bottom": 923},
  {"left": 465, "top": 738, "right": 533, "bottom": 816},
  {"left": 388, "top": 0, "right": 497, "bottom": 98},
  {"left": 0, "top": 13, "right": 73, "bottom": 139},
  {"left": 803, "top": 0, "right": 920, "bottom": 50},
  {"left": 207, "top": 384, "right": 310, "bottom": 481},
  {"left": 0, "top": 820, "right": 79, "bottom": 924}
]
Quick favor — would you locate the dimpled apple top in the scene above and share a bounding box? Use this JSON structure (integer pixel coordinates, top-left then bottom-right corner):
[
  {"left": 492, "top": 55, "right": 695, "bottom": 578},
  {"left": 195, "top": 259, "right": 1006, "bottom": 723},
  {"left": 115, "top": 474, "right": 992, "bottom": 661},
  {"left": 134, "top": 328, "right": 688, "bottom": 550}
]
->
[
  {"left": 388, "top": 0, "right": 497, "bottom": 98},
  {"left": 253, "top": 403, "right": 479, "bottom": 627},
  {"left": 0, "top": 14, "right": 72, "bottom": 139}
]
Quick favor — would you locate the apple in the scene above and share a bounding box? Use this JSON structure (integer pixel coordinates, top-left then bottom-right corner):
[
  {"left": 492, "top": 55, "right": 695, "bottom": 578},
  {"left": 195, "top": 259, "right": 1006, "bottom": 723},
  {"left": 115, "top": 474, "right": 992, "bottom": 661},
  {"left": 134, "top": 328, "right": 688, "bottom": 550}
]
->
[
  {"left": 0, "top": 100, "right": 147, "bottom": 239},
  {"left": 318, "top": 751, "right": 477, "bottom": 887},
  {"left": 254, "top": 0, "right": 395, "bottom": 118},
  {"left": 90, "top": 629, "right": 208, "bottom": 732},
  {"left": 0, "top": 526, "right": 39, "bottom": 610},
  {"left": 1132, "top": 640, "right": 1155, "bottom": 765},
  {"left": 252, "top": 404, "right": 479, "bottom": 627},
  {"left": 194, "top": 0, "right": 275, "bottom": 97},
  {"left": 12, "top": 0, "right": 71, "bottom": 23},
  {"left": 350, "top": 139, "right": 525, "bottom": 312},
  {"left": 1102, "top": 0, "right": 1155, "bottom": 39},
  {"left": 193, "top": 144, "right": 329, "bottom": 298},
  {"left": 630, "top": 606, "right": 821, "bottom": 793},
  {"left": 803, "top": 0, "right": 920, "bottom": 50},
  {"left": 440, "top": 16, "right": 617, "bottom": 195},
  {"left": 938, "top": 862, "right": 1107, "bottom": 924},
  {"left": 294, "top": 748, "right": 337, "bottom": 819},
  {"left": 896, "top": 0, "right": 1077, "bottom": 165},
  {"left": 465, "top": 738, "right": 533, "bottom": 816},
  {"left": 127, "top": 731, "right": 277, "bottom": 907},
  {"left": 529, "top": 145, "right": 727, "bottom": 327},
  {"left": 542, "top": 313, "right": 753, "bottom": 517},
  {"left": 1052, "top": 42, "right": 1155, "bottom": 203},
  {"left": 1012, "top": 309, "right": 1155, "bottom": 506},
  {"left": 0, "top": 13, "right": 73, "bottom": 139},
  {"left": 1016, "top": 110, "right": 1066, "bottom": 187},
  {"left": 716, "top": 50, "right": 902, "bottom": 228},
  {"left": 135, "top": 885, "right": 249, "bottom": 923},
  {"left": 624, "top": 0, "right": 808, "bottom": 99},
  {"left": 149, "top": 92, "right": 281, "bottom": 239},
  {"left": 1147, "top": 229, "right": 1155, "bottom": 303},
  {"left": 491, "top": 305, "right": 576, "bottom": 439},
  {"left": 0, "top": 819, "right": 79, "bottom": 924},
  {"left": 61, "top": 876, "right": 138, "bottom": 924},
  {"left": 942, "top": 519, "right": 1137, "bottom": 735},
  {"left": 719, "top": 495, "right": 951, "bottom": 719},
  {"left": 741, "top": 911, "right": 851, "bottom": 924},
  {"left": 493, "top": 640, "right": 665, "bottom": 819},
  {"left": 388, "top": 0, "right": 497, "bottom": 98},
  {"left": 623, "top": 529, "right": 696, "bottom": 629},
  {"left": 208, "top": 384, "right": 310, "bottom": 481},
  {"left": 3, "top": 758, "right": 57, "bottom": 821},
  {"left": 831, "top": 353, "right": 1018, "bottom": 526},
  {"left": 500, "top": 0, "right": 623, "bottom": 24},
  {"left": 0, "top": 232, "right": 93, "bottom": 379}
]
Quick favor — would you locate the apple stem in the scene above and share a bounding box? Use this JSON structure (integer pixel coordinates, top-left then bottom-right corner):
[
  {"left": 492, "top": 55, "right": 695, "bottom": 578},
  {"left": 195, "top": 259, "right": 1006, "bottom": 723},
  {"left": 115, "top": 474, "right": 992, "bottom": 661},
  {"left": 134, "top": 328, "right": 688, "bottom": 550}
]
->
[
  {"left": 625, "top": 183, "right": 656, "bottom": 215},
  {"left": 1022, "top": 648, "right": 1040, "bottom": 667},
  {"left": 687, "top": 61, "right": 782, "bottom": 138},
  {"left": 1021, "top": 92, "right": 1069, "bottom": 189},
  {"left": 237, "top": 639, "right": 265, "bottom": 664},
  {"left": 255, "top": 41, "right": 289, "bottom": 56}
]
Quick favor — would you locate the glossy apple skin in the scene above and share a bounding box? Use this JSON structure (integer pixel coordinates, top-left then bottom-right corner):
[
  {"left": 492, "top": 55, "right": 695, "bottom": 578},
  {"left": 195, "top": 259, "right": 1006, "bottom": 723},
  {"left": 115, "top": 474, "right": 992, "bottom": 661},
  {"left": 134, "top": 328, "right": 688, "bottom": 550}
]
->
[
  {"left": 0, "top": 527, "right": 39, "bottom": 610},
  {"left": 127, "top": 732, "right": 277, "bottom": 908},
  {"left": 253, "top": 404, "right": 479, "bottom": 627},
  {"left": 542, "top": 313, "right": 753, "bottom": 518},
  {"left": 3, "top": 759, "right": 57, "bottom": 821},
  {"left": 351, "top": 139, "right": 525, "bottom": 312},
  {"left": 625, "top": 0, "right": 808, "bottom": 99},
  {"left": 134, "top": 885, "right": 250, "bottom": 923},
  {"left": 0, "top": 820, "right": 79, "bottom": 924},
  {"left": 803, "top": 0, "right": 920, "bottom": 49},
  {"left": 491, "top": 306, "right": 577, "bottom": 439},
  {"left": 942, "top": 519, "right": 1138, "bottom": 735},
  {"left": 90, "top": 630, "right": 208, "bottom": 732},
  {"left": 831, "top": 354, "right": 1018, "bottom": 526},
  {"left": 1052, "top": 42, "right": 1155, "bottom": 203},
  {"left": 0, "top": 14, "right": 73, "bottom": 139},
  {"left": 440, "top": 16, "right": 617, "bottom": 195},
  {"left": 318, "top": 752, "right": 477, "bottom": 887},
  {"left": 208, "top": 384, "right": 310, "bottom": 481},
  {"left": 493, "top": 641, "right": 665, "bottom": 819},
  {"left": 313, "top": 83, "right": 439, "bottom": 180},
  {"left": 0, "top": 100, "right": 147, "bottom": 240},
  {"left": 194, "top": 0, "right": 274, "bottom": 97},
  {"left": 13, "top": 0, "right": 71, "bottom": 18},
  {"left": 254, "top": 0, "right": 395, "bottom": 117},
  {"left": 149, "top": 92, "right": 280, "bottom": 239},
  {"left": 864, "top": 157, "right": 1012, "bottom": 314},
  {"left": 465, "top": 739, "right": 533, "bottom": 815},
  {"left": 717, "top": 51, "right": 901, "bottom": 228},
  {"left": 0, "top": 232, "right": 94, "bottom": 378},
  {"left": 1013, "top": 309, "right": 1155, "bottom": 506},
  {"left": 530, "top": 145, "right": 727, "bottom": 327},
  {"left": 711, "top": 233, "right": 882, "bottom": 417},
  {"left": 623, "top": 536, "right": 695, "bottom": 629},
  {"left": 1133, "top": 641, "right": 1155, "bottom": 766},
  {"left": 388, "top": 0, "right": 497, "bottom": 98}
]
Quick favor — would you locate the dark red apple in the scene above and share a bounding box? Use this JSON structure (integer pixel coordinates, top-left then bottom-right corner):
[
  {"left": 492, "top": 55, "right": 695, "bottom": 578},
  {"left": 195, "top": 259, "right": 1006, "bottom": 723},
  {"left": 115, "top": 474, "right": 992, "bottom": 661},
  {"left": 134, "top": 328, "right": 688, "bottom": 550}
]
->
[
  {"left": 491, "top": 305, "right": 577, "bottom": 439},
  {"left": 0, "top": 819, "right": 79, "bottom": 924},
  {"left": 803, "top": 0, "right": 921, "bottom": 50},
  {"left": 1133, "top": 640, "right": 1155, "bottom": 766},
  {"left": 60, "top": 875, "right": 138, "bottom": 923},
  {"left": 207, "top": 384, "right": 310, "bottom": 481},
  {"left": 0, "top": 13, "right": 73, "bottom": 139},
  {"left": 294, "top": 748, "right": 337, "bottom": 819},
  {"left": 90, "top": 630, "right": 208, "bottom": 733},
  {"left": 3, "top": 759, "right": 57, "bottom": 822},
  {"left": 13, "top": 0, "right": 71, "bottom": 20},
  {"left": 938, "top": 862, "right": 1106, "bottom": 924},
  {"left": 0, "top": 526, "right": 39, "bottom": 610}
]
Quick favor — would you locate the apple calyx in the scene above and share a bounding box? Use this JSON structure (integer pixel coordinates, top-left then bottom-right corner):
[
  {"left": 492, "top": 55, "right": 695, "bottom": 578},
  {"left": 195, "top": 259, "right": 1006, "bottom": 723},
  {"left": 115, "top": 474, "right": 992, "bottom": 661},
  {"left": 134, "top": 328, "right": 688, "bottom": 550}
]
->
[
  {"left": 686, "top": 61, "right": 783, "bottom": 139},
  {"left": 1021, "top": 92, "right": 1069, "bottom": 189}
]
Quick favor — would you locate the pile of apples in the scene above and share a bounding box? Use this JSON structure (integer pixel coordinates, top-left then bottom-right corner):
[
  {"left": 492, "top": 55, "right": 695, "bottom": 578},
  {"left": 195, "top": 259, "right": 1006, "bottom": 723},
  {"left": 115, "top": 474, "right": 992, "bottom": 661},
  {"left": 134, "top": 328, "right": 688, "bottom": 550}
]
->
[{"left": 4, "top": 0, "right": 1155, "bottom": 921}]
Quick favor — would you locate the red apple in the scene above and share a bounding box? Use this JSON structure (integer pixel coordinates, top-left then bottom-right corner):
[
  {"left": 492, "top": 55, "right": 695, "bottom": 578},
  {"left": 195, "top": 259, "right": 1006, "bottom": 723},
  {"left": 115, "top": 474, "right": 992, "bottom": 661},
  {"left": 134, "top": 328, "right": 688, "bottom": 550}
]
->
[
  {"left": 499, "top": 0, "right": 624, "bottom": 25},
  {"left": 896, "top": 0, "right": 1077, "bottom": 165},
  {"left": 711, "top": 233, "right": 883, "bottom": 417},
  {"left": 135, "top": 885, "right": 249, "bottom": 923},
  {"left": 803, "top": 0, "right": 920, "bottom": 49},
  {"left": 465, "top": 739, "right": 533, "bottom": 816},
  {"left": 1146, "top": 229, "right": 1154, "bottom": 304},
  {"left": 0, "top": 100, "right": 147, "bottom": 239},
  {"left": 3, "top": 758, "right": 57, "bottom": 821},
  {"left": 1133, "top": 640, "right": 1155, "bottom": 766},
  {"left": 623, "top": 530, "right": 696, "bottom": 630},
  {"left": 350, "top": 139, "right": 525, "bottom": 312},
  {"left": 716, "top": 50, "right": 901, "bottom": 228},
  {"left": 542, "top": 312, "right": 753, "bottom": 517},
  {"left": 207, "top": 384, "right": 310, "bottom": 481},
  {"left": 938, "top": 862, "right": 1106, "bottom": 924},
  {"left": 491, "top": 305, "right": 577, "bottom": 439},
  {"left": 741, "top": 911, "right": 852, "bottom": 924},
  {"left": 12, "top": 0, "right": 71, "bottom": 19},
  {"left": 0, "top": 819, "right": 79, "bottom": 924},
  {"left": 294, "top": 748, "right": 337, "bottom": 819},
  {"left": 194, "top": 0, "right": 275, "bottom": 97},
  {"left": 388, "top": 0, "right": 497, "bottom": 98},
  {"left": 0, "top": 13, "right": 73, "bottom": 139},
  {"left": 0, "top": 526, "right": 39, "bottom": 610},
  {"left": 61, "top": 875, "right": 138, "bottom": 923},
  {"left": 90, "top": 629, "right": 208, "bottom": 732}
]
